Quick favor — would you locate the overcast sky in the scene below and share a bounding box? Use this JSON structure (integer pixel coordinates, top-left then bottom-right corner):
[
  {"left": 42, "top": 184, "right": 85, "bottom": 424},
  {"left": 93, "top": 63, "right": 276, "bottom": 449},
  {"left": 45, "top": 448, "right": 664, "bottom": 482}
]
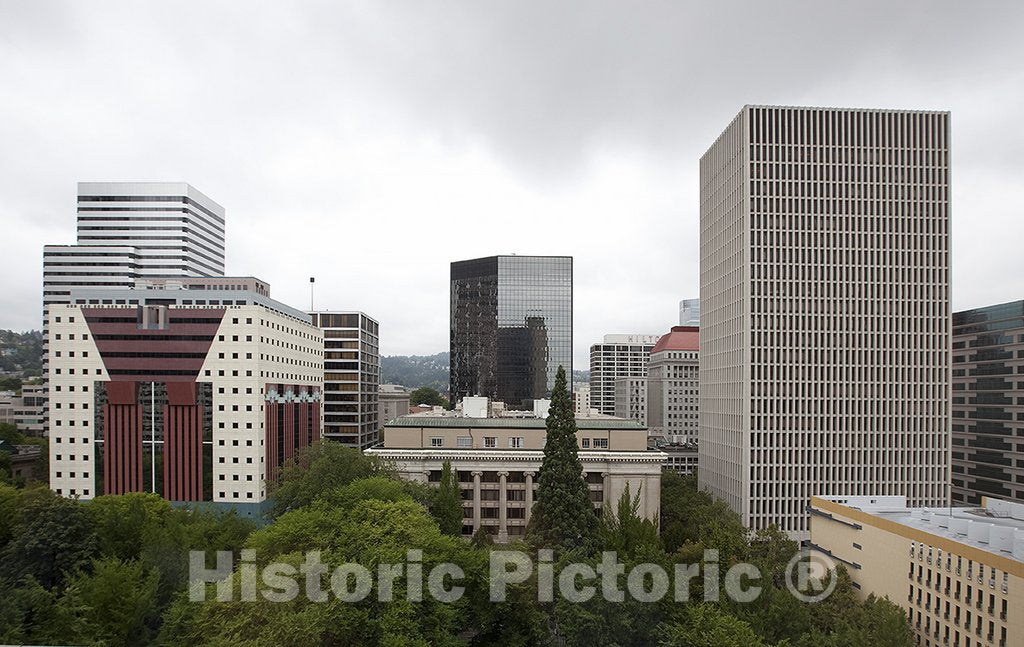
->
[{"left": 2, "top": 1, "right": 1022, "bottom": 368}]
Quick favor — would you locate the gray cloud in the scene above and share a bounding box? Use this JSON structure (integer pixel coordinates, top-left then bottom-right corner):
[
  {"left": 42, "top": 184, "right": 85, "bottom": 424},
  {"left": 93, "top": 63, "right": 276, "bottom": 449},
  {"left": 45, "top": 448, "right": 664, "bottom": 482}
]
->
[{"left": 1, "top": 1, "right": 1022, "bottom": 368}]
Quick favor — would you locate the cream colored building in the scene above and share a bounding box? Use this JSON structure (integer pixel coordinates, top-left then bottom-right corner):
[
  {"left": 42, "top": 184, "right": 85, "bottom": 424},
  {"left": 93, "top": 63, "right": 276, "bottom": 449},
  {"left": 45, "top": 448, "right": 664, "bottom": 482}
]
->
[
  {"left": 48, "top": 283, "right": 323, "bottom": 515},
  {"left": 810, "top": 495, "right": 1023, "bottom": 647},
  {"left": 366, "top": 410, "right": 665, "bottom": 542}
]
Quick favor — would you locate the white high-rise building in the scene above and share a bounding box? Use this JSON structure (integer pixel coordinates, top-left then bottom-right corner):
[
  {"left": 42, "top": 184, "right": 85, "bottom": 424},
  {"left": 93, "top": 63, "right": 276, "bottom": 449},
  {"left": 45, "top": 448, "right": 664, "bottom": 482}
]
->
[
  {"left": 699, "top": 106, "right": 951, "bottom": 539},
  {"left": 44, "top": 183, "right": 226, "bottom": 317},
  {"left": 42, "top": 183, "right": 226, "bottom": 435},
  {"left": 589, "top": 334, "right": 661, "bottom": 416}
]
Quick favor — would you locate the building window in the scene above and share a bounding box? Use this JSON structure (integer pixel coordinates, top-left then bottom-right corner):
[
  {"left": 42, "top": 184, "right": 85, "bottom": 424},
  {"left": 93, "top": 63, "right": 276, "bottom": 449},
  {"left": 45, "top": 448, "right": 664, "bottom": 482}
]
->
[
  {"left": 430, "top": 437, "right": 443, "bottom": 447},
  {"left": 509, "top": 437, "right": 524, "bottom": 449},
  {"left": 484, "top": 437, "right": 496, "bottom": 448},
  {"left": 457, "top": 436, "right": 472, "bottom": 448},
  {"left": 593, "top": 438, "right": 609, "bottom": 449},
  {"left": 582, "top": 438, "right": 591, "bottom": 448}
]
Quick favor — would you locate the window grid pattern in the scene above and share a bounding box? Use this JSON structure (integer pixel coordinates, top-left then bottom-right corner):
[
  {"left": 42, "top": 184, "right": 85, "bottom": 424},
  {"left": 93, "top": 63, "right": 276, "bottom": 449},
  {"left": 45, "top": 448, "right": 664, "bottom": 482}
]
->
[{"left": 700, "top": 106, "right": 952, "bottom": 538}]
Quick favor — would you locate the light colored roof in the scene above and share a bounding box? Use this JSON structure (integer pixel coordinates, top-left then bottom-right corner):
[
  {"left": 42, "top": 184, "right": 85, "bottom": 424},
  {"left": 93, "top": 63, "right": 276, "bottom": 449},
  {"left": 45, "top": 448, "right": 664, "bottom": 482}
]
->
[
  {"left": 813, "top": 495, "right": 1024, "bottom": 570},
  {"left": 385, "top": 416, "right": 645, "bottom": 430}
]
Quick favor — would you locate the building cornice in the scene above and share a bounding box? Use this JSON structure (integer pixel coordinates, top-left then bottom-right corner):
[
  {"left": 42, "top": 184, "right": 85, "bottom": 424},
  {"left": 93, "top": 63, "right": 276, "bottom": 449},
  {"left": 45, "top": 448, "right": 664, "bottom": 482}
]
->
[{"left": 366, "top": 448, "right": 668, "bottom": 464}]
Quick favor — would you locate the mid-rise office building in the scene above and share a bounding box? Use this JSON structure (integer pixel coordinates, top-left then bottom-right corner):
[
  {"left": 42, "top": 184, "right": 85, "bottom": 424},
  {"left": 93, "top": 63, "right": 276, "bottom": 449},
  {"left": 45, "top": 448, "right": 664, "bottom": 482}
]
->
[
  {"left": 700, "top": 106, "right": 952, "bottom": 538},
  {"left": 647, "top": 326, "right": 700, "bottom": 443},
  {"left": 366, "top": 405, "right": 664, "bottom": 542},
  {"left": 450, "top": 255, "right": 572, "bottom": 408},
  {"left": 311, "top": 312, "right": 380, "bottom": 449},
  {"left": 810, "top": 495, "right": 1023, "bottom": 647},
  {"left": 47, "top": 279, "right": 322, "bottom": 515},
  {"left": 679, "top": 299, "right": 700, "bottom": 326},
  {"left": 613, "top": 376, "right": 648, "bottom": 426},
  {"left": 0, "top": 384, "right": 46, "bottom": 436},
  {"left": 379, "top": 383, "right": 411, "bottom": 425},
  {"left": 589, "top": 334, "right": 661, "bottom": 416},
  {"left": 659, "top": 442, "right": 699, "bottom": 475},
  {"left": 952, "top": 300, "right": 1024, "bottom": 505}
]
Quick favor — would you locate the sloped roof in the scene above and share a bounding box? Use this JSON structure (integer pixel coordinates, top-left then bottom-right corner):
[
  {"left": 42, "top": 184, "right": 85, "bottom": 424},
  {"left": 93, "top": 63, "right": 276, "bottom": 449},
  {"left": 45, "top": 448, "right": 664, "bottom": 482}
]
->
[{"left": 651, "top": 326, "right": 699, "bottom": 353}]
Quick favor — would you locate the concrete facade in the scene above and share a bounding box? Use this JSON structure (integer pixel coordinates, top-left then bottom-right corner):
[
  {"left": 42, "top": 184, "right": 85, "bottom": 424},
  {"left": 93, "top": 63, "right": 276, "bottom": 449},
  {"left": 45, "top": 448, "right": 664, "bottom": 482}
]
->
[
  {"left": 379, "top": 383, "right": 411, "bottom": 425},
  {"left": 367, "top": 413, "right": 664, "bottom": 542},
  {"left": 699, "top": 106, "right": 952, "bottom": 539},
  {"left": 647, "top": 326, "right": 700, "bottom": 444}
]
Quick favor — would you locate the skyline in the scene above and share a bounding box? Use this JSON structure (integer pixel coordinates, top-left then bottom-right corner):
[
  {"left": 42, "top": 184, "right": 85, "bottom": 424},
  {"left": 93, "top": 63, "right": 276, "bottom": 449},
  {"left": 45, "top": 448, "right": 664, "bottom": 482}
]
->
[{"left": 2, "top": 2, "right": 1024, "bottom": 369}]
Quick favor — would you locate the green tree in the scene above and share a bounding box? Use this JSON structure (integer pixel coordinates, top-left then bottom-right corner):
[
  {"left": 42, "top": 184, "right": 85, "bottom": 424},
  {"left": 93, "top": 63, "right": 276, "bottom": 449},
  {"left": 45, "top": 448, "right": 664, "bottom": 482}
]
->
[
  {"left": 0, "top": 422, "right": 20, "bottom": 445},
  {"left": 660, "top": 470, "right": 746, "bottom": 558},
  {"left": 0, "top": 489, "right": 97, "bottom": 589},
  {"left": 0, "top": 483, "right": 20, "bottom": 548},
  {"left": 0, "top": 576, "right": 84, "bottom": 645},
  {"left": 269, "top": 440, "right": 390, "bottom": 517},
  {"left": 90, "top": 491, "right": 172, "bottom": 561},
  {"left": 161, "top": 496, "right": 481, "bottom": 647},
  {"left": 137, "top": 506, "right": 255, "bottom": 612},
  {"left": 658, "top": 604, "right": 768, "bottom": 647},
  {"left": 528, "top": 365, "right": 597, "bottom": 555},
  {"left": 432, "top": 460, "right": 463, "bottom": 536},
  {"left": 409, "top": 386, "right": 449, "bottom": 408},
  {"left": 598, "top": 483, "right": 662, "bottom": 557},
  {"left": 0, "top": 451, "right": 11, "bottom": 485},
  {"left": 60, "top": 557, "right": 160, "bottom": 646}
]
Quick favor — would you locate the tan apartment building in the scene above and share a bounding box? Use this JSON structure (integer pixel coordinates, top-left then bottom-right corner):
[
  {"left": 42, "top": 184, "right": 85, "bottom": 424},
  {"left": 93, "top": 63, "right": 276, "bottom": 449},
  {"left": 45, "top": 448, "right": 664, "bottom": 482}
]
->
[
  {"left": 366, "top": 410, "right": 665, "bottom": 542},
  {"left": 810, "top": 495, "right": 1023, "bottom": 647}
]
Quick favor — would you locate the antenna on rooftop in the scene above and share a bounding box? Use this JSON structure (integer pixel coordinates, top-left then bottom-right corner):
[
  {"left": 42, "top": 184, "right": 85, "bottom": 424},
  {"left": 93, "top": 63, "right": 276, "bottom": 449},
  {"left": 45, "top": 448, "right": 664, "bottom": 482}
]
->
[{"left": 310, "top": 276, "right": 315, "bottom": 311}]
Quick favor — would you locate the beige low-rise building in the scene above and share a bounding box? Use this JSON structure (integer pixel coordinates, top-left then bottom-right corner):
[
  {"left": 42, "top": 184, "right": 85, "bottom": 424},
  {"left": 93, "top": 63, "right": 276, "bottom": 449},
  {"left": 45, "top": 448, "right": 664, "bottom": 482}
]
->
[
  {"left": 366, "top": 409, "right": 665, "bottom": 542},
  {"left": 810, "top": 495, "right": 1024, "bottom": 647}
]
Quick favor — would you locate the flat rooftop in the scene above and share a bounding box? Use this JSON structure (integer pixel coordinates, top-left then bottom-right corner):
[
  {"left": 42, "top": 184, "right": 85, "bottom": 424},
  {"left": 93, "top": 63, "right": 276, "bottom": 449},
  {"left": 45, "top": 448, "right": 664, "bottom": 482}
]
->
[
  {"left": 386, "top": 415, "right": 645, "bottom": 430},
  {"left": 816, "top": 495, "right": 1024, "bottom": 564}
]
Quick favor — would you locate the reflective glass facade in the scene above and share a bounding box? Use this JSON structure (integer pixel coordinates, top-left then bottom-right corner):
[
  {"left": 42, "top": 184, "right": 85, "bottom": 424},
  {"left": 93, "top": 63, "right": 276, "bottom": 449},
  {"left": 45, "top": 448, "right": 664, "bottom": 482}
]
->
[
  {"left": 951, "top": 300, "right": 1024, "bottom": 505},
  {"left": 450, "top": 256, "right": 572, "bottom": 408}
]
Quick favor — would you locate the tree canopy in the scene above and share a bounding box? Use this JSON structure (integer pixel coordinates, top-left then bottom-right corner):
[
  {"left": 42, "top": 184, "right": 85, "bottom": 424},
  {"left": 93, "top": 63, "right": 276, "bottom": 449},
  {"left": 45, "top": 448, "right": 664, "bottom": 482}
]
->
[
  {"left": 0, "top": 435, "right": 914, "bottom": 647},
  {"left": 528, "top": 365, "right": 598, "bottom": 556}
]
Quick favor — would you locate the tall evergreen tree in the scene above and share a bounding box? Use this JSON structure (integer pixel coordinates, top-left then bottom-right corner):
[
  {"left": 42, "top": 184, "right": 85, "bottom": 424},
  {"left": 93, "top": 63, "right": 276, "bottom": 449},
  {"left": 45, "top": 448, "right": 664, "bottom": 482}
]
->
[
  {"left": 432, "top": 460, "right": 464, "bottom": 536},
  {"left": 528, "top": 365, "right": 597, "bottom": 555}
]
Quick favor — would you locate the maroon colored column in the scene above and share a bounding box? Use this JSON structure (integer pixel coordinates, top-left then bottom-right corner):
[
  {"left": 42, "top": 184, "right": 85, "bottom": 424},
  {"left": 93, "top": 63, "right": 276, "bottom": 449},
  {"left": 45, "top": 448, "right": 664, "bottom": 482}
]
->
[
  {"left": 103, "top": 382, "right": 143, "bottom": 495},
  {"left": 163, "top": 382, "right": 203, "bottom": 502}
]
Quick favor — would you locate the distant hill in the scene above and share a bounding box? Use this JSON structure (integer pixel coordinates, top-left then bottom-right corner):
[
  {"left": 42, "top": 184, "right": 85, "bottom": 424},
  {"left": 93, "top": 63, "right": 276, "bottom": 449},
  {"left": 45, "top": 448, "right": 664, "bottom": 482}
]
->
[
  {"left": 0, "top": 330, "right": 44, "bottom": 376},
  {"left": 381, "top": 352, "right": 450, "bottom": 391},
  {"left": 572, "top": 369, "right": 590, "bottom": 383}
]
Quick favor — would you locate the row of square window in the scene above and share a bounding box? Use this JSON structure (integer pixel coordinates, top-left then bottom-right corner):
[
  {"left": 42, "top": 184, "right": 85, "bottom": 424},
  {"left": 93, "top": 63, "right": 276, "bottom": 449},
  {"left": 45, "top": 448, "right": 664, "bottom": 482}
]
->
[
  {"left": 429, "top": 436, "right": 610, "bottom": 449},
  {"left": 218, "top": 491, "right": 260, "bottom": 500}
]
